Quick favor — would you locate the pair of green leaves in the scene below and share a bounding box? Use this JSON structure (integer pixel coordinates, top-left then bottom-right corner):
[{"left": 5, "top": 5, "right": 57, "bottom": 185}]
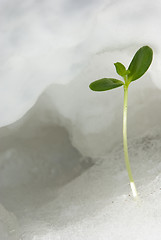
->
[{"left": 89, "top": 46, "right": 153, "bottom": 91}]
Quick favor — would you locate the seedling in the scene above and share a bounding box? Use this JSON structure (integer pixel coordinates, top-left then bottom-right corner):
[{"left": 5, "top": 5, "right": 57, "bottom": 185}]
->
[{"left": 89, "top": 46, "right": 153, "bottom": 198}]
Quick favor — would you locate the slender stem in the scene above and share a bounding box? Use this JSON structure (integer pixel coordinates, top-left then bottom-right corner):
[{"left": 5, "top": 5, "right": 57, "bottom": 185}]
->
[{"left": 123, "top": 84, "right": 138, "bottom": 198}]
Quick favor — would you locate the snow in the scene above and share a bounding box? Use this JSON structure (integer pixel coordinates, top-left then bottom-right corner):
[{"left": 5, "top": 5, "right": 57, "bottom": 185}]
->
[
  {"left": 0, "top": 203, "right": 19, "bottom": 240},
  {"left": 0, "top": 0, "right": 161, "bottom": 127},
  {"left": 0, "top": 0, "right": 161, "bottom": 239}
]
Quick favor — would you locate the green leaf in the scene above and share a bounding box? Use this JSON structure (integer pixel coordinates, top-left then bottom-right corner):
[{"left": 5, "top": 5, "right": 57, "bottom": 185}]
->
[
  {"left": 89, "top": 78, "right": 124, "bottom": 91},
  {"left": 127, "top": 46, "right": 153, "bottom": 82},
  {"left": 114, "top": 62, "right": 128, "bottom": 77}
]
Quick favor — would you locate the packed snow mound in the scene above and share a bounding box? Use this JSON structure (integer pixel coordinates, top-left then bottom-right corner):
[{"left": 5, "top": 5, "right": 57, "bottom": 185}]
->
[{"left": 20, "top": 127, "right": 161, "bottom": 240}]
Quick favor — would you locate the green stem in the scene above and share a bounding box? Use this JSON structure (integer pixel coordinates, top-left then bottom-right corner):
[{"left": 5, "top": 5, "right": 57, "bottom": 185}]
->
[{"left": 123, "top": 84, "right": 138, "bottom": 198}]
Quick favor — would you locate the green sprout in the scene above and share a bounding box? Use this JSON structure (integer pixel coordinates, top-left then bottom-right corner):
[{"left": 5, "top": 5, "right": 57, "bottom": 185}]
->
[{"left": 89, "top": 46, "right": 153, "bottom": 198}]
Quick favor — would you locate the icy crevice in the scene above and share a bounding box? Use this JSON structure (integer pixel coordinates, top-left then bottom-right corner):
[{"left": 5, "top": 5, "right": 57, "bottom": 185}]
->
[{"left": 0, "top": 91, "right": 94, "bottom": 239}]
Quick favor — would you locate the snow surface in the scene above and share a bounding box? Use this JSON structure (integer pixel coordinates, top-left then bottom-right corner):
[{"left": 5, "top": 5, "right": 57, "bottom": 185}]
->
[
  {"left": 0, "top": 0, "right": 161, "bottom": 127},
  {"left": 1, "top": 0, "right": 161, "bottom": 239}
]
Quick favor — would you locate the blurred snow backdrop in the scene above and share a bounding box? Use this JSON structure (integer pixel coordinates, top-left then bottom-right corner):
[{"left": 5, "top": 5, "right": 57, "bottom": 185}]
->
[{"left": 1, "top": 0, "right": 161, "bottom": 239}]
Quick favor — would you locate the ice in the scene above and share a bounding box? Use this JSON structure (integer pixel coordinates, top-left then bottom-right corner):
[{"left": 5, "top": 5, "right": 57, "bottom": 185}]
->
[{"left": 1, "top": 0, "right": 161, "bottom": 239}]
